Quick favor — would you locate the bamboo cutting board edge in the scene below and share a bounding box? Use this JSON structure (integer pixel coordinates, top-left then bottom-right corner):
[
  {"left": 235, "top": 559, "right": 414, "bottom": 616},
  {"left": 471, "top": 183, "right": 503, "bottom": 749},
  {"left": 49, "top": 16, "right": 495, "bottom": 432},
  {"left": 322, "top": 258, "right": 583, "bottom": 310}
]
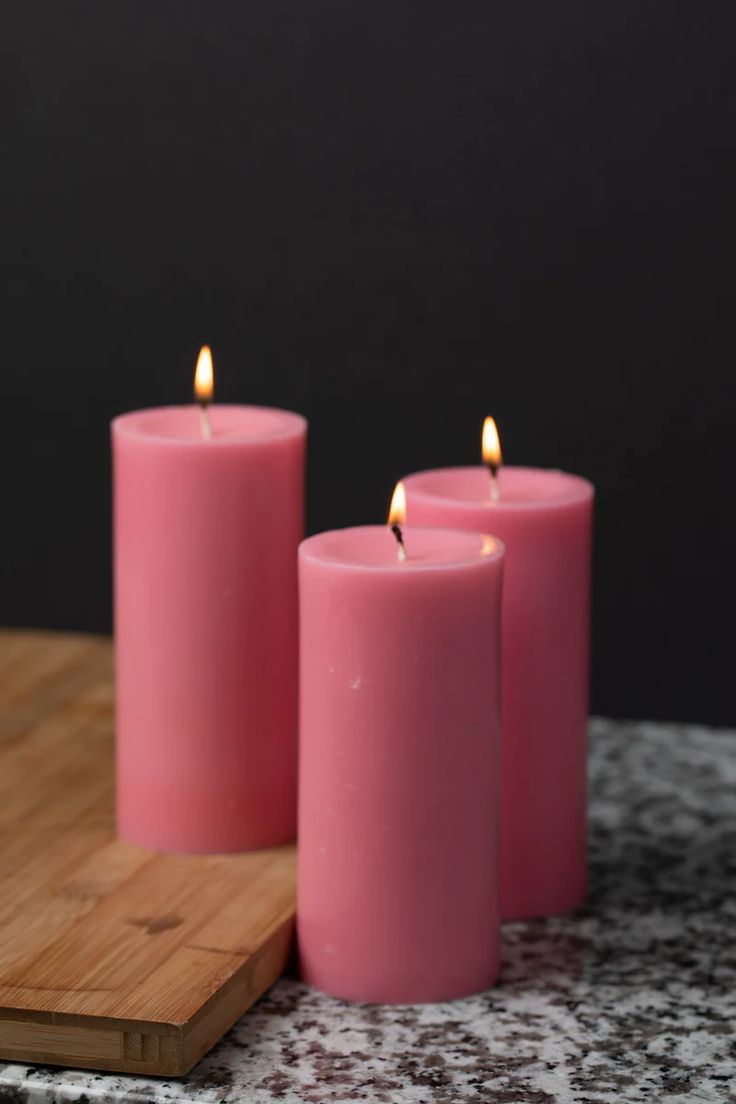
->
[{"left": 0, "top": 915, "right": 295, "bottom": 1075}]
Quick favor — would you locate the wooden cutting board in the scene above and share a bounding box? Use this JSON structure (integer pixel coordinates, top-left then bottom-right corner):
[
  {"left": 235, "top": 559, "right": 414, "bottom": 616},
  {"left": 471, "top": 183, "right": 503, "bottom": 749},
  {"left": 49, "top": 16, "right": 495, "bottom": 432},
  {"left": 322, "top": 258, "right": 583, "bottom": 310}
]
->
[{"left": 0, "top": 630, "right": 296, "bottom": 1077}]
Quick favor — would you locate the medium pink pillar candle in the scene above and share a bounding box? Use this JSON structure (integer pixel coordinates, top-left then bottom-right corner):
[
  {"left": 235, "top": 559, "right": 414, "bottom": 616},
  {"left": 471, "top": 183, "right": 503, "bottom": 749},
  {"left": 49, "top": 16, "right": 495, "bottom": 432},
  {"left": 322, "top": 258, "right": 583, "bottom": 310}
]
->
[
  {"left": 298, "top": 525, "right": 504, "bottom": 1003},
  {"left": 403, "top": 467, "right": 594, "bottom": 920},
  {"left": 113, "top": 404, "right": 306, "bottom": 853}
]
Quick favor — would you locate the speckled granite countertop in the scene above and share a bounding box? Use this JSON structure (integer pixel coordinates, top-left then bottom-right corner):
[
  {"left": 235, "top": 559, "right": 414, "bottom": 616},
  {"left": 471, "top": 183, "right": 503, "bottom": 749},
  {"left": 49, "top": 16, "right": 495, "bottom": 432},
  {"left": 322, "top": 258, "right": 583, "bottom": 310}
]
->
[{"left": 1, "top": 718, "right": 734, "bottom": 1104}]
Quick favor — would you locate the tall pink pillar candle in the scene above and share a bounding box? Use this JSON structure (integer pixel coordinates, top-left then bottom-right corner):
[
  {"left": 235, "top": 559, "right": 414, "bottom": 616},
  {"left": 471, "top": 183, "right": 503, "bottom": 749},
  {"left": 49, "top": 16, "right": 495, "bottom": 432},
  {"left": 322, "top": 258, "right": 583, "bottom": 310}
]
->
[
  {"left": 298, "top": 525, "right": 505, "bottom": 1003},
  {"left": 113, "top": 404, "right": 307, "bottom": 853},
  {"left": 403, "top": 468, "right": 594, "bottom": 920}
]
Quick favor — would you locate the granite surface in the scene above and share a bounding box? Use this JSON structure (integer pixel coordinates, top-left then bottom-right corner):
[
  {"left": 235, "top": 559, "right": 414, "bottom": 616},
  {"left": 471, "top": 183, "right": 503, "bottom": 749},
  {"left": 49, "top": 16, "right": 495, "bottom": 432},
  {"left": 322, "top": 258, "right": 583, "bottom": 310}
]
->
[{"left": 0, "top": 718, "right": 734, "bottom": 1104}]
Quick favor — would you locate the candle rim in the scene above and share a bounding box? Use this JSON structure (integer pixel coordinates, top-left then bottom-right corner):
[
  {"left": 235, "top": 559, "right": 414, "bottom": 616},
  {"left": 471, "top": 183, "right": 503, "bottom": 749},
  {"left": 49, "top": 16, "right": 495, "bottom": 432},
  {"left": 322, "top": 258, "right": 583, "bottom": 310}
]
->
[
  {"left": 402, "top": 466, "right": 594, "bottom": 510},
  {"left": 112, "top": 403, "right": 307, "bottom": 445},
  {"left": 300, "top": 525, "right": 505, "bottom": 573}
]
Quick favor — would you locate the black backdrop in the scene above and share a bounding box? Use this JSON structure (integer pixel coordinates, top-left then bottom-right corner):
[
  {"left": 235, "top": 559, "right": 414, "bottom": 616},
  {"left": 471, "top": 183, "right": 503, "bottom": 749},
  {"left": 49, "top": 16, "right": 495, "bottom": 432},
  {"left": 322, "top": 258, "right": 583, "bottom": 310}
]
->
[{"left": 3, "top": 2, "right": 735, "bottom": 725}]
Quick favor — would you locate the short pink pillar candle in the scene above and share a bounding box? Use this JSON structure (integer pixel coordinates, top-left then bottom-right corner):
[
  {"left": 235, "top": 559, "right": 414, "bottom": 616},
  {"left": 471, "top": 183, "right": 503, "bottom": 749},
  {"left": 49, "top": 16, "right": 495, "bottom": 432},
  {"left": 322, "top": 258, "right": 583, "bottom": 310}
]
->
[
  {"left": 403, "top": 468, "right": 594, "bottom": 920},
  {"left": 113, "top": 404, "right": 307, "bottom": 853},
  {"left": 298, "top": 525, "right": 505, "bottom": 1003}
]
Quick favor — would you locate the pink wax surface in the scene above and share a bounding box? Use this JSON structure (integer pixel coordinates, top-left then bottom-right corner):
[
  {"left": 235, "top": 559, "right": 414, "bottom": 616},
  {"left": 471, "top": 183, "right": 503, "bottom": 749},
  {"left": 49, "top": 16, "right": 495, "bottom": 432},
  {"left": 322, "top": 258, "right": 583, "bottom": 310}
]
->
[
  {"left": 298, "top": 525, "right": 504, "bottom": 1003},
  {"left": 403, "top": 467, "right": 594, "bottom": 921},
  {"left": 113, "top": 404, "right": 306, "bottom": 853}
]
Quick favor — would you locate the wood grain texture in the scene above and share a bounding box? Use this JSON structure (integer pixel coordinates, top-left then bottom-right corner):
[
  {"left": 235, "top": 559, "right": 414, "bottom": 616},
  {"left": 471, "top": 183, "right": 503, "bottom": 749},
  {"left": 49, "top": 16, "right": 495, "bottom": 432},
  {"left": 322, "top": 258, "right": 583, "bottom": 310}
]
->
[{"left": 0, "top": 630, "right": 296, "bottom": 1076}]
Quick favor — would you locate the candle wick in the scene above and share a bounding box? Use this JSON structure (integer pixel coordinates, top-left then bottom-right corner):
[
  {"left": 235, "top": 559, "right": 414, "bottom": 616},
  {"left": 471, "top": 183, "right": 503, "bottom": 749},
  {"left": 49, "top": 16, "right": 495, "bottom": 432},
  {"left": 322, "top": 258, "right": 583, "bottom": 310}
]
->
[
  {"left": 199, "top": 402, "right": 212, "bottom": 440},
  {"left": 391, "top": 523, "right": 408, "bottom": 562},
  {"left": 487, "top": 464, "right": 500, "bottom": 503}
]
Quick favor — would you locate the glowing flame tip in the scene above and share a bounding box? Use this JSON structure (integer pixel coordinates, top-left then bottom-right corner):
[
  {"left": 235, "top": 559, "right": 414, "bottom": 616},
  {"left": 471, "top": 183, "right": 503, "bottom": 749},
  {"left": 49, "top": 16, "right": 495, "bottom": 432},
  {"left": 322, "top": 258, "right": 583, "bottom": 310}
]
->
[
  {"left": 388, "top": 481, "right": 407, "bottom": 528},
  {"left": 482, "top": 416, "right": 502, "bottom": 470},
  {"left": 194, "top": 345, "right": 214, "bottom": 404}
]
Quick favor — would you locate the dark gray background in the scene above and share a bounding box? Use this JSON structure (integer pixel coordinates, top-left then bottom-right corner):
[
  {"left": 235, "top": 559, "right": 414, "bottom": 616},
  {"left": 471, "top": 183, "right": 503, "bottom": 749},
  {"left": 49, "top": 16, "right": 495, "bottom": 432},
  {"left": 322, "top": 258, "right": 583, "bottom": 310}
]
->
[{"left": 3, "top": 2, "right": 734, "bottom": 724}]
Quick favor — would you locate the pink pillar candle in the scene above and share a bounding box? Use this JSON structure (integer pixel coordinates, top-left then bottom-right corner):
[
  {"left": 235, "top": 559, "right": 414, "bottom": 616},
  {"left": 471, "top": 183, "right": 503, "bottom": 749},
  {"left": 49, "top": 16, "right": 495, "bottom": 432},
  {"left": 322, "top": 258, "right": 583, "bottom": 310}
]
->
[
  {"left": 113, "top": 404, "right": 307, "bottom": 853},
  {"left": 403, "top": 468, "right": 594, "bottom": 920},
  {"left": 298, "top": 525, "right": 505, "bottom": 1003}
]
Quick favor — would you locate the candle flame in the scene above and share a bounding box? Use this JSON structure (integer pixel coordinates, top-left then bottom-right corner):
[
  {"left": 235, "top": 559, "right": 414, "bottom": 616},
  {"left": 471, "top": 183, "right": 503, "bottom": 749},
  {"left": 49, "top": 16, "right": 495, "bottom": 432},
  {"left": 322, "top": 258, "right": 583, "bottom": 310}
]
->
[
  {"left": 194, "top": 345, "right": 214, "bottom": 404},
  {"left": 388, "top": 481, "right": 407, "bottom": 527},
  {"left": 482, "top": 416, "right": 502, "bottom": 471}
]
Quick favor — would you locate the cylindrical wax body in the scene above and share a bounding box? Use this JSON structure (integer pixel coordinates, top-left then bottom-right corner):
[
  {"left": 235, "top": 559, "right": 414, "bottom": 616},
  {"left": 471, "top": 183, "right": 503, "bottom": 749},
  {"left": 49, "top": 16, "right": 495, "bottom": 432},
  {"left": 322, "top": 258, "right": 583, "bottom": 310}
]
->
[
  {"left": 298, "top": 525, "right": 504, "bottom": 1004},
  {"left": 113, "top": 404, "right": 306, "bottom": 853},
  {"left": 403, "top": 467, "right": 594, "bottom": 920}
]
